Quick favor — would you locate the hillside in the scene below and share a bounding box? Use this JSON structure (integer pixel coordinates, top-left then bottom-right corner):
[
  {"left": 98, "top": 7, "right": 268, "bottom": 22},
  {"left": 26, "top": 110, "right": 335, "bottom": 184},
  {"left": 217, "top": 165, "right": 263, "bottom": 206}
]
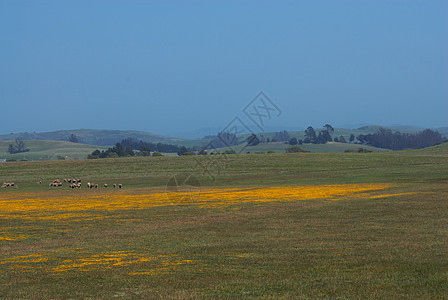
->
[
  {"left": 1, "top": 125, "right": 445, "bottom": 152},
  {"left": 0, "top": 140, "right": 108, "bottom": 161},
  {"left": 0, "top": 129, "right": 186, "bottom": 146}
]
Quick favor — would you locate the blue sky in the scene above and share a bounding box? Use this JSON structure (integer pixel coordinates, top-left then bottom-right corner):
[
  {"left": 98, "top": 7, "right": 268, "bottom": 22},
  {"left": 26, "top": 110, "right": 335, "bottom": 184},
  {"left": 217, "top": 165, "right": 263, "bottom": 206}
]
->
[{"left": 1, "top": 0, "right": 447, "bottom": 137}]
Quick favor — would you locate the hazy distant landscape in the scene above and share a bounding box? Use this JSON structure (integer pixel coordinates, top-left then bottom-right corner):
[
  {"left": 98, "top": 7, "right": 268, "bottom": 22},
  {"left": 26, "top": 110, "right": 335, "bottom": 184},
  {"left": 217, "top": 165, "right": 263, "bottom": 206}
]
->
[
  {"left": 1, "top": 0, "right": 447, "bottom": 298},
  {"left": 0, "top": 125, "right": 446, "bottom": 161}
]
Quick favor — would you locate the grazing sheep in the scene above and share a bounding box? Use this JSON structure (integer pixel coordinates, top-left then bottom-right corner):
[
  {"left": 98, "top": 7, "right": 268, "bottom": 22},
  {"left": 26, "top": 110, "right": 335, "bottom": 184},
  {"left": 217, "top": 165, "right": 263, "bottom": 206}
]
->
[
  {"left": 95, "top": 184, "right": 98, "bottom": 188},
  {"left": 87, "top": 182, "right": 91, "bottom": 188},
  {"left": 104, "top": 184, "right": 108, "bottom": 188},
  {"left": 113, "top": 184, "right": 116, "bottom": 188},
  {"left": 78, "top": 179, "right": 82, "bottom": 183},
  {"left": 36, "top": 181, "right": 42, "bottom": 184},
  {"left": 63, "top": 179, "right": 68, "bottom": 183},
  {"left": 77, "top": 183, "right": 81, "bottom": 188},
  {"left": 118, "top": 184, "right": 122, "bottom": 189}
]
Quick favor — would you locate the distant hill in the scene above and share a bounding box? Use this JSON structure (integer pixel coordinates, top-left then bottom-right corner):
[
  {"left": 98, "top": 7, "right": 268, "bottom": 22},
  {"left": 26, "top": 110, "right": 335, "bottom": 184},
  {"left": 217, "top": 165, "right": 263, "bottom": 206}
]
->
[
  {"left": 1, "top": 125, "right": 445, "bottom": 151},
  {"left": 0, "top": 129, "right": 186, "bottom": 146},
  {"left": 237, "top": 125, "right": 448, "bottom": 143},
  {"left": 0, "top": 140, "right": 108, "bottom": 161}
]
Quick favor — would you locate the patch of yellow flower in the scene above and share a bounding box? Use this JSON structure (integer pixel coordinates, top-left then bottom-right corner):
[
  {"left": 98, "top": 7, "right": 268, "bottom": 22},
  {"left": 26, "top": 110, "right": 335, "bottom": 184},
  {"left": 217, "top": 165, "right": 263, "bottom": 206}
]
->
[
  {"left": 0, "top": 228, "right": 28, "bottom": 241},
  {"left": 0, "top": 183, "right": 407, "bottom": 222},
  {"left": 0, "top": 249, "right": 196, "bottom": 276}
]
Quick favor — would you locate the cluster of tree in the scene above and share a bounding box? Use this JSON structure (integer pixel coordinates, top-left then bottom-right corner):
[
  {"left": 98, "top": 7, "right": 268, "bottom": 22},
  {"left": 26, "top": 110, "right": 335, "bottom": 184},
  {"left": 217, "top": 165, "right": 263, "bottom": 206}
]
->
[
  {"left": 206, "top": 132, "right": 240, "bottom": 149},
  {"left": 88, "top": 143, "right": 140, "bottom": 159},
  {"left": 304, "top": 124, "right": 334, "bottom": 144},
  {"left": 119, "top": 137, "right": 182, "bottom": 153},
  {"left": 333, "top": 135, "right": 347, "bottom": 143},
  {"left": 356, "top": 128, "right": 442, "bottom": 150},
  {"left": 272, "top": 130, "right": 290, "bottom": 142},
  {"left": 7, "top": 139, "right": 29, "bottom": 154},
  {"left": 88, "top": 137, "right": 189, "bottom": 159}
]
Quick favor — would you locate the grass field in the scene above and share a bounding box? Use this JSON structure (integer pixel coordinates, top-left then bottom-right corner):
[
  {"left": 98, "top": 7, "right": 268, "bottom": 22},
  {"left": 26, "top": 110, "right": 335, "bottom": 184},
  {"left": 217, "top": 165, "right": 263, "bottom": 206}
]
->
[
  {"left": 0, "top": 144, "right": 447, "bottom": 298},
  {"left": 0, "top": 140, "right": 108, "bottom": 161},
  {"left": 213, "top": 141, "right": 387, "bottom": 154}
]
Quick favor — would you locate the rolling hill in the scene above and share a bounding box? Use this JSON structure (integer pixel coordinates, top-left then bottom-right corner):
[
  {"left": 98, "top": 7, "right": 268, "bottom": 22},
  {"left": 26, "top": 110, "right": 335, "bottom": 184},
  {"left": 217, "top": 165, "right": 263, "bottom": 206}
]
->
[
  {"left": 0, "top": 129, "right": 186, "bottom": 146},
  {"left": 1, "top": 125, "right": 445, "bottom": 158},
  {"left": 0, "top": 140, "right": 108, "bottom": 161}
]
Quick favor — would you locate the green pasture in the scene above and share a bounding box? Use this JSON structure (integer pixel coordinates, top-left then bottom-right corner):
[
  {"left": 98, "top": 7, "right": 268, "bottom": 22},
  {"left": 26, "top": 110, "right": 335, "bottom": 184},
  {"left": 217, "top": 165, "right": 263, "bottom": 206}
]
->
[{"left": 0, "top": 144, "right": 447, "bottom": 298}]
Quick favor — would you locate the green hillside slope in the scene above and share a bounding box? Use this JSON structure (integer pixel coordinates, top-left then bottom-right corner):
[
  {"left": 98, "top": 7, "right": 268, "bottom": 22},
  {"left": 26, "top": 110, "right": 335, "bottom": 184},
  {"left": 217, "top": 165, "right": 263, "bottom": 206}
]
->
[
  {"left": 0, "top": 140, "right": 108, "bottom": 161},
  {"left": 0, "top": 129, "right": 186, "bottom": 146}
]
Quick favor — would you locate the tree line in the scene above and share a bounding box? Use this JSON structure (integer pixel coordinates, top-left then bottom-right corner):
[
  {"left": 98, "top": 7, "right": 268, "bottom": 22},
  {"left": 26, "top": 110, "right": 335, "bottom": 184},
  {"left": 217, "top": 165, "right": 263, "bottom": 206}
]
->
[
  {"left": 87, "top": 126, "right": 444, "bottom": 159},
  {"left": 355, "top": 128, "right": 442, "bottom": 150},
  {"left": 88, "top": 138, "right": 190, "bottom": 159}
]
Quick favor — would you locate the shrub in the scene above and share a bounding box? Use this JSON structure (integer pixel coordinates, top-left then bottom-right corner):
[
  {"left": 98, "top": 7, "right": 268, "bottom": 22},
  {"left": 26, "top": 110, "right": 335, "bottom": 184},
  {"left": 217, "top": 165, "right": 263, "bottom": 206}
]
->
[
  {"left": 152, "top": 152, "right": 163, "bottom": 157},
  {"left": 107, "top": 152, "right": 118, "bottom": 158},
  {"left": 223, "top": 149, "right": 236, "bottom": 155},
  {"left": 285, "top": 146, "right": 309, "bottom": 153}
]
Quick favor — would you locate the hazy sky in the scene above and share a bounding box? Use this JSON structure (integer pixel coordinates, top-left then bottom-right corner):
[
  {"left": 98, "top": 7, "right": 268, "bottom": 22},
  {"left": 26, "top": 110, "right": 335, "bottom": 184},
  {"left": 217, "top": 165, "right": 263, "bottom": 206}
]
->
[{"left": 1, "top": 0, "right": 447, "bottom": 137}]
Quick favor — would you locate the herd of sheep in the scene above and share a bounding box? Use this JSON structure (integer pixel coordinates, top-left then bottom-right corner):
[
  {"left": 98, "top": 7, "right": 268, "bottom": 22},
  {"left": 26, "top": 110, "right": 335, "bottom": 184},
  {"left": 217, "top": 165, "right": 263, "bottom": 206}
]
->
[
  {"left": 46, "top": 179, "right": 123, "bottom": 189},
  {"left": 1, "top": 179, "right": 122, "bottom": 189},
  {"left": 1, "top": 182, "right": 17, "bottom": 189}
]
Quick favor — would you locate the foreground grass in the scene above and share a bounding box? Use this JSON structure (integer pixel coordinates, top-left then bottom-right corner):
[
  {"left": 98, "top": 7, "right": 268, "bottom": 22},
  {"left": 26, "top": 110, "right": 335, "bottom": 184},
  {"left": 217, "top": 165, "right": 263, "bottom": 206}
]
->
[{"left": 0, "top": 149, "right": 447, "bottom": 298}]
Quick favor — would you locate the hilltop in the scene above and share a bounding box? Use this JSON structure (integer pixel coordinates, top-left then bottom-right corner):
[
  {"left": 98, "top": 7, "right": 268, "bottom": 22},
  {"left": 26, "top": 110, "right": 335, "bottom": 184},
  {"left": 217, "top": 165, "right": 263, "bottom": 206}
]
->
[{"left": 0, "top": 129, "right": 186, "bottom": 146}]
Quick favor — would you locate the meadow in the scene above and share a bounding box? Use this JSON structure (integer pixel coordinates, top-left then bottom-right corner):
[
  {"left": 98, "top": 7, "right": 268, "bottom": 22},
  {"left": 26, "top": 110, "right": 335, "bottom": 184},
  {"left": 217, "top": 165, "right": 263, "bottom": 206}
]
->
[{"left": 0, "top": 144, "right": 447, "bottom": 298}]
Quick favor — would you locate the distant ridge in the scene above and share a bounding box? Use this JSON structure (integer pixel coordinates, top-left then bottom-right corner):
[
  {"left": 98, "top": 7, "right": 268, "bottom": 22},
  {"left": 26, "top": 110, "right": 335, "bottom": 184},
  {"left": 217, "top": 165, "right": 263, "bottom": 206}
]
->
[
  {"left": 0, "top": 125, "right": 445, "bottom": 148},
  {"left": 0, "top": 129, "right": 186, "bottom": 146}
]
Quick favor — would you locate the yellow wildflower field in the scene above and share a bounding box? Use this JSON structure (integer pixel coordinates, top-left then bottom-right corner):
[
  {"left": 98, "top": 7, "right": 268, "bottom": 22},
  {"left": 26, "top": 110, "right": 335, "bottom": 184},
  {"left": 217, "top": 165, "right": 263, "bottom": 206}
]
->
[
  {"left": 0, "top": 183, "right": 412, "bottom": 276},
  {"left": 0, "top": 183, "right": 408, "bottom": 222}
]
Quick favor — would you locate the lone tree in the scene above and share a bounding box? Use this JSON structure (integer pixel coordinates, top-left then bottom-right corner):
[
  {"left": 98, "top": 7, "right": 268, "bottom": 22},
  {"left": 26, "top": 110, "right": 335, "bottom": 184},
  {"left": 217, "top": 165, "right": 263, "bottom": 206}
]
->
[
  {"left": 289, "top": 137, "right": 298, "bottom": 145},
  {"left": 324, "top": 124, "right": 334, "bottom": 134},
  {"left": 349, "top": 134, "right": 355, "bottom": 143},
  {"left": 304, "top": 126, "right": 317, "bottom": 143},
  {"left": 68, "top": 134, "right": 79, "bottom": 143}
]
